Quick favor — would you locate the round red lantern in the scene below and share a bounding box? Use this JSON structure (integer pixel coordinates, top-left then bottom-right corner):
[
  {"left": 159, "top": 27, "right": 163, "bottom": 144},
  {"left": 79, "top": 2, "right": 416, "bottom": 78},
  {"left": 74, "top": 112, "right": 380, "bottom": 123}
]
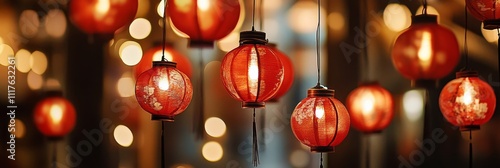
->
[
  {"left": 466, "top": 0, "right": 500, "bottom": 29},
  {"left": 167, "top": 0, "right": 241, "bottom": 46},
  {"left": 220, "top": 31, "right": 284, "bottom": 108},
  {"left": 134, "top": 45, "right": 192, "bottom": 79},
  {"left": 33, "top": 95, "right": 76, "bottom": 139},
  {"left": 69, "top": 0, "right": 138, "bottom": 34},
  {"left": 346, "top": 82, "right": 394, "bottom": 133},
  {"left": 268, "top": 43, "right": 294, "bottom": 102},
  {"left": 439, "top": 71, "right": 496, "bottom": 130},
  {"left": 291, "top": 86, "right": 350, "bottom": 152},
  {"left": 391, "top": 15, "right": 460, "bottom": 85},
  {"left": 135, "top": 61, "right": 193, "bottom": 121}
]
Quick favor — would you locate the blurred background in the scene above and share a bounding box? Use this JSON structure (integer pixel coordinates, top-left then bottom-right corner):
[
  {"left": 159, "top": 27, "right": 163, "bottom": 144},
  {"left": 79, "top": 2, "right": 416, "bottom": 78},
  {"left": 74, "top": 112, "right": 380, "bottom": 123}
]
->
[{"left": 1, "top": 0, "right": 500, "bottom": 167}]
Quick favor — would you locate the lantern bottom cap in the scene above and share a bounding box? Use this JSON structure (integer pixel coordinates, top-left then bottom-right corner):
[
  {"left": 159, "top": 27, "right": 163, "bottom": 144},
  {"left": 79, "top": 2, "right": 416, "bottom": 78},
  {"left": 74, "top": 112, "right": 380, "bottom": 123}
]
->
[
  {"left": 411, "top": 79, "right": 437, "bottom": 89},
  {"left": 460, "top": 125, "right": 480, "bottom": 131},
  {"left": 242, "top": 102, "right": 265, "bottom": 108},
  {"left": 189, "top": 40, "right": 214, "bottom": 48},
  {"left": 151, "top": 115, "right": 175, "bottom": 122},
  {"left": 483, "top": 19, "right": 500, "bottom": 30},
  {"left": 310, "top": 146, "right": 335, "bottom": 153}
]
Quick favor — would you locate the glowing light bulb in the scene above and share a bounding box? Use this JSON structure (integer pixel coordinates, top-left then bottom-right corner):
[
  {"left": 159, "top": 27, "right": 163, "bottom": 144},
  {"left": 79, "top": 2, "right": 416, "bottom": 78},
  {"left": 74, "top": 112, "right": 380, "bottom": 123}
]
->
[
  {"left": 457, "top": 79, "right": 474, "bottom": 105},
  {"left": 361, "top": 92, "right": 375, "bottom": 115},
  {"left": 95, "top": 0, "right": 110, "bottom": 19},
  {"left": 315, "top": 105, "right": 325, "bottom": 119},
  {"left": 418, "top": 32, "right": 432, "bottom": 70},
  {"left": 248, "top": 48, "right": 259, "bottom": 96},
  {"left": 50, "top": 105, "right": 63, "bottom": 124},
  {"left": 198, "top": 0, "right": 210, "bottom": 11},
  {"left": 158, "top": 77, "right": 170, "bottom": 90}
]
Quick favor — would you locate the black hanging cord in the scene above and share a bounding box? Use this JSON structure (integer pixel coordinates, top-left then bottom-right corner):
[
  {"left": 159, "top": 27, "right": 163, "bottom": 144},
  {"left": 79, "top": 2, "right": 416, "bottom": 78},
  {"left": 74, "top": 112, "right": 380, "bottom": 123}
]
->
[
  {"left": 252, "top": 108, "right": 260, "bottom": 166},
  {"left": 161, "top": 121, "right": 165, "bottom": 168},
  {"left": 161, "top": 0, "right": 168, "bottom": 62},
  {"left": 195, "top": 50, "right": 205, "bottom": 140},
  {"left": 360, "top": 0, "right": 369, "bottom": 81},
  {"left": 469, "top": 129, "right": 473, "bottom": 168},
  {"left": 52, "top": 141, "right": 57, "bottom": 168},
  {"left": 464, "top": 3, "right": 469, "bottom": 70},
  {"left": 316, "top": 0, "right": 321, "bottom": 86},
  {"left": 422, "top": 0, "right": 428, "bottom": 15},
  {"left": 365, "top": 134, "right": 370, "bottom": 168},
  {"left": 252, "top": 0, "right": 256, "bottom": 31},
  {"left": 320, "top": 153, "right": 324, "bottom": 168}
]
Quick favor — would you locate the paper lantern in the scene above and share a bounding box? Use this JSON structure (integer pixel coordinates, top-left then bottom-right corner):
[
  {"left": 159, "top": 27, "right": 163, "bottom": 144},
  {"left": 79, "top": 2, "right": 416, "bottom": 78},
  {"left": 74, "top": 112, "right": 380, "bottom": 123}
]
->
[
  {"left": 391, "top": 15, "right": 459, "bottom": 85},
  {"left": 135, "top": 61, "right": 193, "bottom": 121},
  {"left": 33, "top": 95, "right": 76, "bottom": 139},
  {"left": 291, "top": 86, "right": 350, "bottom": 152},
  {"left": 69, "top": 0, "right": 138, "bottom": 34},
  {"left": 220, "top": 31, "right": 284, "bottom": 108},
  {"left": 268, "top": 43, "right": 294, "bottom": 102},
  {"left": 167, "top": 0, "right": 241, "bottom": 46},
  {"left": 134, "top": 45, "right": 192, "bottom": 78},
  {"left": 439, "top": 71, "right": 496, "bottom": 130},
  {"left": 346, "top": 82, "right": 394, "bottom": 133},
  {"left": 466, "top": 0, "right": 500, "bottom": 29}
]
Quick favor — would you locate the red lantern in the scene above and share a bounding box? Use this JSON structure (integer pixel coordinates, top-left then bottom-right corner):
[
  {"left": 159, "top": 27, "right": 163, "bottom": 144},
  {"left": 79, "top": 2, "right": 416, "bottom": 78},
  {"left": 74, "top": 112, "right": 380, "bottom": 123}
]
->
[
  {"left": 220, "top": 31, "right": 284, "bottom": 108},
  {"left": 268, "top": 43, "right": 294, "bottom": 102},
  {"left": 33, "top": 96, "right": 76, "bottom": 138},
  {"left": 391, "top": 15, "right": 459, "bottom": 84},
  {"left": 439, "top": 71, "right": 496, "bottom": 130},
  {"left": 291, "top": 86, "right": 350, "bottom": 152},
  {"left": 346, "top": 82, "right": 394, "bottom": 133},
  {"left": 69, "top": 0, "right": 138, "bottom": 34},
  {"left": 167, "top": 0, "right": 241, "bottom": 46},
  {"left": 134, "top": 45, "right": 192, "bottom": 79},
  {"left": 135, "top": 61, "right": 193, "bottom": 121},
  {"left": 466, "top": 0, "right": 500, "bottom": 29}
]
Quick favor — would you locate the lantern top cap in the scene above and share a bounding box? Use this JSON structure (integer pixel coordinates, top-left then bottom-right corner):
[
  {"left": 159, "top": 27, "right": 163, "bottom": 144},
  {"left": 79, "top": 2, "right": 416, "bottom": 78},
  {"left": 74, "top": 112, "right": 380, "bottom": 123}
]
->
[
  {"left": 240, "top": 31, "right": 268, "bottom": 45},
  {"left": 412, "top": 14, "right": 438, "bottom": 25},
  {"left": 153, "top": 61, "right": 177, "bottom": 68},
  {"left": 456, "top": 70, "right": 479, "bottom": 78},
  {"left": 308, "top": 85, "right": 335, "bottom": 97},
  {"left": 267, "top": 42, "right": 277, "bottom": 48}
]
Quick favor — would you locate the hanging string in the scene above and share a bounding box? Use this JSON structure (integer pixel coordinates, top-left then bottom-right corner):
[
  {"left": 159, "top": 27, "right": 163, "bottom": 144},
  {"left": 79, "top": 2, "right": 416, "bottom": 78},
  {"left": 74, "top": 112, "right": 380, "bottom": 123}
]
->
[
  {"left": 421, "top": 0, "right": 428, "bottom": 15},
  {"left": 195, "top": 49, "right": 205, "bottom": 140},
  {"left": 252, "top": 0, "right": 256, "bottom": 31},
  {"left": 252, "top": 108, "right": 260, "bottom": 166},
  {"left": 52, "top": 141, "right": 57, "bottom": 168},
  {"left": 360, "top": 0, "right": 369, "bottom": 81},
  {"left": 320, "top": 153, "right": 324, "bottom": 168},
  {"left": 469, "top": 129, "right": 473, "bottom": 168},
  {"left": 161, "top": 0, "right": 168, "bottom": 62},
  {"left": 464, "top": 3, "right": 469, "bottom": 70},
  {"left": 315, "top": 0, "right": 321, "bottom": 86},
  {"left": 365, "top": 134, "right": 370, "bottom": 168},
  {"left": 259, "top": 0, "right": 264, "bottom": 31},
  {"left": 161, "top": 121, "right": 165, "bottom": 168}
]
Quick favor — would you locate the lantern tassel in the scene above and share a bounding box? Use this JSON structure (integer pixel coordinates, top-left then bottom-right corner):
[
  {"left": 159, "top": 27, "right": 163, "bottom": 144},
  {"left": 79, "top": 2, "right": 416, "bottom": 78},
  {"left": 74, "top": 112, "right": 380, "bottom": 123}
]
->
[
  {"left": 260, "top": 108, "right": 266, "bottom": 151},
  {"left": 161, "top": 121, "right": 165, "bottom": 168},
  {"left": 320, "top": 153, "right": 323, "bottom": 168},
  {"left": 194, "top": 49, "right": 205, "bottom": 140},
  {"left": 469, "top": 129, "right": 472, "bottom": 168},
  {"left": 252, "top": 108, "right": 260, "bottom": 166}
]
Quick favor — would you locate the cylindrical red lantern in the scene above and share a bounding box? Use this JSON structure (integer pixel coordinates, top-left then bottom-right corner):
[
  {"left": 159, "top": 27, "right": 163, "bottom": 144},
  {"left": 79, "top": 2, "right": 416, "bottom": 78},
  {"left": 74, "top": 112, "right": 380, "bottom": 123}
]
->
[
  {"left": 346, "top": 82, "right": 394, "bottom": 133},
  {"left": 34, "top": 95, "right": 76, "bottom": 139},
  {"left": 439, "top": 71, "right": 496, "bottom": 130},
  {"left": 134, "top": 45, "right": 192, "bottom": 79},
  {"left": 220, "top": 31, "right": 284, "bottom": 108},
  {"left": 268, "top": 43, "right": 294, "bottom": 102},
  {"left": 466, "top": 0, "right": 500, "bottom": 29},
  {"left": 291, "top": 86, "right": 350, "bottom": 152},
  {"left": 135, "top": 61, "right": 193, "bottom": 121},
  {"left": 167, "top": 0, "right": 241, "bottom": 46},
  {"left": 69, "top": 0, "right": 138, "bottom": 34},
  {"left": 391, "top": 15, "right": 460, "bottom": 85}
]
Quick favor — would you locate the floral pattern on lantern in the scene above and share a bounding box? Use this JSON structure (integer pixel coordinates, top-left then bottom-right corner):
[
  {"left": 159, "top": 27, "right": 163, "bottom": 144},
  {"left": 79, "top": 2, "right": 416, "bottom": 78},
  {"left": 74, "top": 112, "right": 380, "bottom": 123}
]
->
[
  {"left": 69, "top": 0, "right": 138, "bottom": 34},
  {"left": 135, "top": 61, "right": 193, "bottom": 121},
  {"left": 466, "top": 0, "right": 500, "bottom": 29},
  {"left": 220, "top": 31, "right": 283, "bottom": 108},
  {"left": 268, "top": 43, "right": 294, "bottom": 102},
  {"left": 134, "top": 45, "right": 192, "bottom": 78},
  {"left": 291, "top": 86, "right": 350, "bottom": 152},
  {"left": 439, "top": 71, "right": 496, "bottom": 130},
  {"left": 391, "top": 15, "right": 459, "bottom": 82},
  {"left": 346, "top": 82, "right": 394, "bottom": 133},
  {"left": 34, "top": 96, "right": 76, "bottom": 138},
  {"left": 167, "top": 0, "right": 241, "bottom": 46}
]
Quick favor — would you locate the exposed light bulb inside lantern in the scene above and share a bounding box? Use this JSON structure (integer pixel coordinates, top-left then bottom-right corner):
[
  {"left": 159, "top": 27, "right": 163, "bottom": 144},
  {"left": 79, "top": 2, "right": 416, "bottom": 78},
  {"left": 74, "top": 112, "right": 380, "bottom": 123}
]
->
[
  {"left": 158, "top": 77, "right": 170, "bottom": 91},
  {"left": 457, "top": 78, "right": 474, "bottom": 105},
  {"left": 361, "top": 92, "right": 375, "bottom": 116},
  {"left": 248, "top": 48, "right": 259, "bottom": 96},
  {"left": 198, "top": 0, "right": 210, "bottom": 11},
  {"left": 315, "top": 104, "right": 325, "bottom": 119},
  {"left": 95, "top": 0, "right": 110, "bottom": 19},
  {"left": 50, "top": 105, "right": 63, "bottom": 124},
  {"left": 418, "top": 32, "right": 432, "bottom": 70}
]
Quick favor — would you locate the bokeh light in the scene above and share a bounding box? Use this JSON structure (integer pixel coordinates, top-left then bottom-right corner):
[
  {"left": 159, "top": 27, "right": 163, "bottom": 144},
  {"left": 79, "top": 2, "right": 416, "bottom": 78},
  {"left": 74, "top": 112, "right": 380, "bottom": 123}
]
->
[
  {"left": 13, "top": 119, "right": 26, "bottom": 138},
  {"left": 383, "top": 3, "right": 411, "bottom": 32},
  {"left": 19, "top": 10, "right": 39, "bottom": 38},
  {"left": 0, "top": 44, "right": 14, "bottom": 66},
  {"left": 119, "top": 41, "right": 142, "bottom": 66},
  {"left": 45, "top": 78, "right": 61, "bottom": 90},
  {"left": 289, "top": 150, "right": 310, "bottom": 167},
  {"left": 129, "top": 18, "right": 152, "bottom": 40},
  {"left": 202, "top": 141, "right": 223, "bottom": 162},
  {"left": 204, "top": 117, "right": 226, "bottom": 138},
  {"left": 27, "top": 71, "right": 44, "bottom": 90},
  {"left": 15, "top": 49, "right": 31, "bottom": 73},
  {"left": 113, "top": 125, "right": 134, "bottom": 147},
  {"left": 481, "top": 23, "right": 498, "bottom": 43},
  {"left": 45, "top": 9, "right": 67, "bottom": 38},
  {"left": 30, "top": 50, "right": 48, "bottom": 75},
  {"left": 403, "top": 89, "right": 425, "bottom": 122},
  {"left": 287, "top": 1, "right": 326, "bottom": 34},
  {"left": 217, "top": 32, "right": 240, "bottom": 52},
  {"left": 328, "top": 12, "right": 345, "bottom": 31},
  {"left": 117, "top": 75, "right": 135, "bottom": 97},
  {"left": 157, "top": 0, "right": 165, "bottom": 17}
]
